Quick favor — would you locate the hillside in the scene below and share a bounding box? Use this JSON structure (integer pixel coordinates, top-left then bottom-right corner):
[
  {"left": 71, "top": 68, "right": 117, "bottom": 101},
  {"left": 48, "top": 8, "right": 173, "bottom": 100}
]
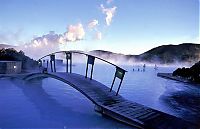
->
[
  {"left": 89, "top": 50, "right": 126, "bottom": 58},
  {"left": 138, "top": 43, "right": 200, "bottom": 64},
  {"left": 90, "top": 43, "right": 200, "bottom": 64}
]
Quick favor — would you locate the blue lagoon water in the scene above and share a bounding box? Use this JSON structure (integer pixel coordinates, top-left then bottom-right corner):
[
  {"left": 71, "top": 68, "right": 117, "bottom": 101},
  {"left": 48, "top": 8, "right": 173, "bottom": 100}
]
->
[{"left": 0, "top": 64, "right": 199, "bottom": 128}]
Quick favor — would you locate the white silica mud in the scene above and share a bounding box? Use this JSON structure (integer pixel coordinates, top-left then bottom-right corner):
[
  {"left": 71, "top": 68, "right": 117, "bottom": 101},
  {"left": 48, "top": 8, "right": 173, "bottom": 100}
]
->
[{"left": 0, "top": 64, "right": 199, "bottom": 128}]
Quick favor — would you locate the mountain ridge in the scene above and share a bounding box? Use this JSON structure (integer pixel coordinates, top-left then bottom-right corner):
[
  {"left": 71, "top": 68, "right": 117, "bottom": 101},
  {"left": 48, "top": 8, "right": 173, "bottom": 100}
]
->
[{"left": 90, "top": 43, "right": 200, "bottom": 64}]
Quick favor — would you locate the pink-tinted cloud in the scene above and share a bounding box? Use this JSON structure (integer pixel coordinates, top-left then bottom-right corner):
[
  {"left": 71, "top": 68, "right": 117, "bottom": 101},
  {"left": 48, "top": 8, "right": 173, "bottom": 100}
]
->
[{"left": 61, "top": 23, "right": 85, "bottom": 42}]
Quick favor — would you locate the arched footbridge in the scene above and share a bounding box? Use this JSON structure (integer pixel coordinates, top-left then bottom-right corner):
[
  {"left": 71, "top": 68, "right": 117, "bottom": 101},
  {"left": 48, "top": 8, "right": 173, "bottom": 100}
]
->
[{"left": 0, "top": 51, "right": 198, "bottom": 129}]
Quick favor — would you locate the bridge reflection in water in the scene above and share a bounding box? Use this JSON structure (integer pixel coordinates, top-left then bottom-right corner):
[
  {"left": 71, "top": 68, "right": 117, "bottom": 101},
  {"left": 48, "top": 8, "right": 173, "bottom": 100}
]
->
[{"left": 2, "top": 51, "right": 199, "bottom": 129}]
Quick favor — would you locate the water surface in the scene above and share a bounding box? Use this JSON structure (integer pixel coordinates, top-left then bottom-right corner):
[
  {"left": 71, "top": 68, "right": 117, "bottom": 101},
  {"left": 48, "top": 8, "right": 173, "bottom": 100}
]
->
[{"left": 0, "top": 64, "right": 199, "bottom": 128}]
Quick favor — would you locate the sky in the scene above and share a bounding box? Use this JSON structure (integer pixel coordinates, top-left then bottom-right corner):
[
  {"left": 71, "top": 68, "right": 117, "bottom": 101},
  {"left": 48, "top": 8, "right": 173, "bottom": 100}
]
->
[{"left": 0, "top": 0, "right": 199, "bottom": 56}]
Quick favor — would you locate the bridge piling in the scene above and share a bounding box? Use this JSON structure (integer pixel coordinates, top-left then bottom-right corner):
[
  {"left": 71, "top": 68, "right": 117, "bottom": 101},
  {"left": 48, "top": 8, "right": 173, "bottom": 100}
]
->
[
  {"left": 66, "top": 52, "right": 72, "bottom": 73},
  {"left": 50, "top": 54, "right": 56, "bottom": 72}
]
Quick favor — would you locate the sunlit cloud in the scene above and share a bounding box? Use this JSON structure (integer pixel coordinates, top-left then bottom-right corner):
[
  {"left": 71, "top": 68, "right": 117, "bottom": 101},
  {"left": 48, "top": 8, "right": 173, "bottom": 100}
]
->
[
  {"left": 17, "top": 23, "right": 86, "bottom": 58},
  {"left": 62, "top": 23, "right": 85, "bottom": 42},
  {"left": 100, "top": 4, "right": 117, "bottom": 26}
]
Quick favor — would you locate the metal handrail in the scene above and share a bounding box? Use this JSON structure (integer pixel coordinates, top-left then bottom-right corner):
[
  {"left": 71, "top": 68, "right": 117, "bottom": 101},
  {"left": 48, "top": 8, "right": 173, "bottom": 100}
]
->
[{"left": 38, "top": 50, "right": 127, "bottom": 72}]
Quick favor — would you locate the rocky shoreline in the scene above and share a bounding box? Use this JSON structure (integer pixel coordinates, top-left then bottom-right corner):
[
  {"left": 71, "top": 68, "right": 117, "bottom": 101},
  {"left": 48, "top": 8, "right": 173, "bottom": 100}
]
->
[{"left": 157, "top": 73, "right": 196, "bottom": 84}]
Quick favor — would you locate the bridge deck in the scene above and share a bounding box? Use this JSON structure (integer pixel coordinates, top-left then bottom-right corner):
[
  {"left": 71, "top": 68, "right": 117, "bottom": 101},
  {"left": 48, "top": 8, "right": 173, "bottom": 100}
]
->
[{"left": 1, "top": 72, "right": 198, "bottom": 129}]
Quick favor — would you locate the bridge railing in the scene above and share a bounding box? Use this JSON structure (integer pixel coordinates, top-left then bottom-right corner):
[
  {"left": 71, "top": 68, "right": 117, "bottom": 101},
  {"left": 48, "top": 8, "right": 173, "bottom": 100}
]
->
[{"left": 38, "top": 51, "right": 127, "bottom": 95}]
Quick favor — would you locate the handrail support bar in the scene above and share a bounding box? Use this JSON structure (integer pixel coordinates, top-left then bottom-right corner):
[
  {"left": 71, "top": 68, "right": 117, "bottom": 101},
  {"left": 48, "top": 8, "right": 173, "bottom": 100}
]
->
[
  {"left": 85, "top": 55, "right": 95, "bottom": 80},
  {"left": 66, "top": 52, "right": 72, "bottom": 73},
  {"left": 110, "top": 67, "right": 126, "bottom": 95}
]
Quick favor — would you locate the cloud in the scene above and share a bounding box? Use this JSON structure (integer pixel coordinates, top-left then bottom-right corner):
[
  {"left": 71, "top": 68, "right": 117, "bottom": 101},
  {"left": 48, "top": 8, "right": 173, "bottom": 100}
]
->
[
  {"left": 87, "top": 20, "right": 101, "bottom": 40},
  {"left": 19, "top": 23, "right": 86, "bottom": 58},
  {"left": 88, "top": 19, "right": 99, "bottom": 29},
  {"left": 61, "top": 23, "right": 85, "bottom": 42},
  {"left": 100, "top": 4, "right": 117, "bottom": 26},
  {"left": 19, "top": 31, "right": 60, "bottom": 58}
]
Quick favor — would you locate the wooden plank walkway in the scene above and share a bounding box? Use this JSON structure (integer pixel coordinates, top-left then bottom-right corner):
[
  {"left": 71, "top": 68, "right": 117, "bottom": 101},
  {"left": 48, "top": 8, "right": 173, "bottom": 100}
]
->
[{"left": 1, "top": 72, "right": 198, "bottom": 129}]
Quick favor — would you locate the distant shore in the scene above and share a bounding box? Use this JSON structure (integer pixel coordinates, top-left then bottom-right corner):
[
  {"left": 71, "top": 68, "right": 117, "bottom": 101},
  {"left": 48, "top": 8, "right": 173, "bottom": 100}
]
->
[{"left": 157, "top": 73, "right": 198, "bottom": 85}]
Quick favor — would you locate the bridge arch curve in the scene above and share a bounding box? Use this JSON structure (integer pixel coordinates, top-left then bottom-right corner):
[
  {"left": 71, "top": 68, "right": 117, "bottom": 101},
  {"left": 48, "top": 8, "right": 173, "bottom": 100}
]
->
[{"left": 23, "top": 72, "right": 111, "bottom": 106}]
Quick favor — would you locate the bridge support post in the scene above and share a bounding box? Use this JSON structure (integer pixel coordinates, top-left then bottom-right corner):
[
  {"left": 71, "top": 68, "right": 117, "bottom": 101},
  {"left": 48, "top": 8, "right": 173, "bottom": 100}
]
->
[
  {"left": 50, "top": 54, "right": 56, "bottom": 72},
  {"left": 66, "top": 52, "right": 72, "bottom": 73},
  {"left": 50, "top": 60, "right": 53, "bottom": 72},
  {"left": 70, "top": 56, "right": 72, "bottom": 73},
  {"left": 116, "top": 79, "right": 123, "bottom": 96},
  {"left": 85, "top": 55, "right": 95, "bottom": 80},
  {"left": 110, "top": 76, "right": 116, "bottom": 92},
  {"left": 110, "top": 67, "right": 126, "bottom": 95},
  {"left": 66, "top": 57, "right": 68, "bottom": 72},
  {"left": 54, "top": 60, "right": 56, "bottom": 72},
  {"left": 90, "top": 63, "right": 94, "bottom": 80},
  {"left": 85, "top": 63, "right": 88, "bottom": 78},
  {"left": 46, "top": 60, "right": 49, "bottom": 69}
]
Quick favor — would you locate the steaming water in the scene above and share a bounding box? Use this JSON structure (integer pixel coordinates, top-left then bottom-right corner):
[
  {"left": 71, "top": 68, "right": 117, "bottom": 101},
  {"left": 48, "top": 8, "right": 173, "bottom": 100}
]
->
[{"left": 0, "top": 64, "right": 199, "bottom": 128}]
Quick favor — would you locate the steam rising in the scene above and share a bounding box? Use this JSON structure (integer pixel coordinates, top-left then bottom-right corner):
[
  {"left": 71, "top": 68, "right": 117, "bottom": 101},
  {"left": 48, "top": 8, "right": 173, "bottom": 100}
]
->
[
  {"left": 100, "top": 4, "right": 117, "bottom": 26},
  {"left": 88, "top": 20, "right": 99, "bottom": 29}
]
